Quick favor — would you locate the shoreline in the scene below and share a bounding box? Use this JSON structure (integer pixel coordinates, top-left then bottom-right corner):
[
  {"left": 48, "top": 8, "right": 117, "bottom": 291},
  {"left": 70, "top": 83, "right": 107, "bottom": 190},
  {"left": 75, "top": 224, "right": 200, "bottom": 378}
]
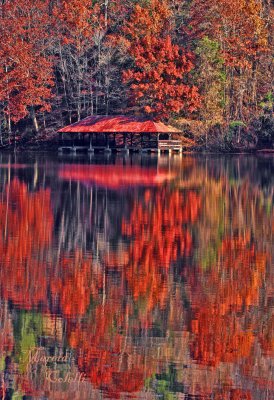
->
[
  {"left": 0, "top": 144, "right": 273, "bottom": 155},
  {"left": 0, "top": 146, "right": 274, "bottom": 156}
]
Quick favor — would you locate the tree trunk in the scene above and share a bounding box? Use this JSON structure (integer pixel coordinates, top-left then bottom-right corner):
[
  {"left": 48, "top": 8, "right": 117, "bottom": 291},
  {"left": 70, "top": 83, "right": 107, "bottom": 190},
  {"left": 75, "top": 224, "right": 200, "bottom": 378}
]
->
[
  {"left": 105, "top": 0, "right": 109, "bottom": 28},
  {"left": 31, "top": 107, "right": 39, "bottom": 133},
  {"left": 0, "top": 116, "right": 3, "bottom": 146},
  {"left": 7, "top": 114, "right": 11, "bottom": 145}
]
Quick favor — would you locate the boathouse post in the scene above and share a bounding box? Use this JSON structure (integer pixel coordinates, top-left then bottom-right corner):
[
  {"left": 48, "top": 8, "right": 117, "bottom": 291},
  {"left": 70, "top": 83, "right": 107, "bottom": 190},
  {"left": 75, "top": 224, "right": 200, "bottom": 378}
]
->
[
  {"left": 72, "top": 135, "right": 76, "bottom": 153},
  {"left": 104, "top": 133, "right": 111, "bottom": 153},
  {"left": 88, "top": 133, "right": 94, "bottom": 153},
  {"left": 122, "top": 133, "right": 129, "bottom": 155},
  {"left": 157, "top": 133, "right": 161, "bottom": 155}
]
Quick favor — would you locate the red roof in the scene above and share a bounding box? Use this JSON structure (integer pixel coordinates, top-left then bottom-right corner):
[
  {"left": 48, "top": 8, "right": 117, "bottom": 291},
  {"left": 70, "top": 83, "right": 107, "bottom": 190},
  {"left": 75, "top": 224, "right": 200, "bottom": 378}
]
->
[{"left": 58, "top": 115, "right": 180, "bottom": 133}]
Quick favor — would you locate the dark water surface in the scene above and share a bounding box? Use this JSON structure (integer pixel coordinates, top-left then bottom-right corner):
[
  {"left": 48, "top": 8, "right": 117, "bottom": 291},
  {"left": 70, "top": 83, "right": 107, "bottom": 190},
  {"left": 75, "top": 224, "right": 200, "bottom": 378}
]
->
[{"left": 0, "top": 152, "right": 273, "bottom": 400}]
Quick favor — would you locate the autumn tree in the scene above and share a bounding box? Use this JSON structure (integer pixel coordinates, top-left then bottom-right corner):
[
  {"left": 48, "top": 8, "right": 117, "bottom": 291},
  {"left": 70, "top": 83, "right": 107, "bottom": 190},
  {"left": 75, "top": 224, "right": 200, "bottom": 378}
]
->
[
  {"left": 0, "top": 0, "right": 54, "bottom": 137},
  {"left": 122, "top": 0, "right": 200, "bottom": 120},
  {"left": 190, "top": 0, "right": 271, "bottom": 127},
  {"left": 194, "top": 37, "right": 226, "bottom": 130}
]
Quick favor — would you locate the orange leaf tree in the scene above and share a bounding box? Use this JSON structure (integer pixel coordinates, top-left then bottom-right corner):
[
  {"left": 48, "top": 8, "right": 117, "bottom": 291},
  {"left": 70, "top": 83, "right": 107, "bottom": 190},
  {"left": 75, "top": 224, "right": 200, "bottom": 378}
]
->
[
  {"left": 0, "top": 0, "right": 54, "bottom": 132},
  {"left": 122, "top": 0, "right": 200, "bottom": 120}
]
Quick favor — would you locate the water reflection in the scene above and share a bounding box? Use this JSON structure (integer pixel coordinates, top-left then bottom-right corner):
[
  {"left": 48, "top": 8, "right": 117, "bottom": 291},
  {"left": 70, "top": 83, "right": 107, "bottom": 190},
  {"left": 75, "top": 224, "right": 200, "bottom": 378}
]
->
[{"left": 0, "top": 154, "right": 273, "bottom": 399}]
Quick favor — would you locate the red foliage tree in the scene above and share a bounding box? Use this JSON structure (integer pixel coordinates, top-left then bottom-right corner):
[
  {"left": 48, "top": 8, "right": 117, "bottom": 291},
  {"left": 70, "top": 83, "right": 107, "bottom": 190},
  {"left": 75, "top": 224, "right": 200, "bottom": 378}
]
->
[
  {"left": 122, "top": 0, "right": 200, "bottom": 120},
  {"left": 0, "top": 0, "right": 54, "bottom": 132}
]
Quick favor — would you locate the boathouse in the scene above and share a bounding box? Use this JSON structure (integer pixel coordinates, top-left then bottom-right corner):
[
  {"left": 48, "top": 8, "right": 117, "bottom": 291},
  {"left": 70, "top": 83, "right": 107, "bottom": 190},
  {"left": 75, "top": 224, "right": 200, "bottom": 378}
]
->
[{"left": 58, "top": 115, "right": 182, "bottom": 154}]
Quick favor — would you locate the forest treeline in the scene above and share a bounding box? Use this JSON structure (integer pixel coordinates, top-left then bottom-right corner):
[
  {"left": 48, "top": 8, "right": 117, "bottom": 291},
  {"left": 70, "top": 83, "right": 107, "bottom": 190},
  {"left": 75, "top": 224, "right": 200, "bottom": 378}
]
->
[{"left": 0, "top": 0, "right": 273, "bottom": 150}]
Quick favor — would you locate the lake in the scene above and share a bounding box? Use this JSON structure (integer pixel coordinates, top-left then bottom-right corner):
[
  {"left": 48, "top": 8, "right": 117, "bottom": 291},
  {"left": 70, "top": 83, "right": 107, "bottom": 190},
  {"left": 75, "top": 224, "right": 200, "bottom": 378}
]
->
[{"left": 0, "top": 152, "right": 273, "bottom": 399}]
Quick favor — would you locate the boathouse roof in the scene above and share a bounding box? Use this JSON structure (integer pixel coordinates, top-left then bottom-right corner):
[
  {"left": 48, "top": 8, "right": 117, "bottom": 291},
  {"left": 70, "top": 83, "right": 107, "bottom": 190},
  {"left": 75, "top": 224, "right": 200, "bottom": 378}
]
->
[{"left": 58, "top": 115, "right": 180, "bottom": 133}]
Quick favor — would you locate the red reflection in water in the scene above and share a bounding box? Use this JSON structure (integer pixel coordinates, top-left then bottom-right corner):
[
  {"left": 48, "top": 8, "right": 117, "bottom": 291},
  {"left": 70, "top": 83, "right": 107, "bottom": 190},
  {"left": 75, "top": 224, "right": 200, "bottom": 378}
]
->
[
  {"left": 68, "top": 303, "right": 150, "bottom": 399},
  {"left": 51, "top": 250, "right": 103, "bottom": 317},
  {"left": 59, "top": 164, "right": 174, "bottom": 189},
  {"left": 189, "top": 236, "right": 267, "bottom": 367},
  {"left": 67, "top": 187, "right": 201, "bottom": 397},
  {"left": 0, "top": 179, "right": 52, "bottom": 310},
  {"left": 0, "top": 172, "right": 272, "bottom": 399}
]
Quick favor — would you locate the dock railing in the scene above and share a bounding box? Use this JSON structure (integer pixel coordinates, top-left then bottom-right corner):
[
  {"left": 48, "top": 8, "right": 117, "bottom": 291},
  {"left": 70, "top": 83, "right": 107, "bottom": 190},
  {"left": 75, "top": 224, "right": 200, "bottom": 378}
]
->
[{"left": 158, "top": 140, "right": 182, "bottom": 150}]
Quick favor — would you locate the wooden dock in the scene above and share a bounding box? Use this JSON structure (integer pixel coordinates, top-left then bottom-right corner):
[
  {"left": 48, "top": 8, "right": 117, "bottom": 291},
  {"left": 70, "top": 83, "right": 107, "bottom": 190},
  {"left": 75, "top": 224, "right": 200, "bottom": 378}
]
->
[{"left": 58, "top": 140, "right": 183, "bottom": 155}]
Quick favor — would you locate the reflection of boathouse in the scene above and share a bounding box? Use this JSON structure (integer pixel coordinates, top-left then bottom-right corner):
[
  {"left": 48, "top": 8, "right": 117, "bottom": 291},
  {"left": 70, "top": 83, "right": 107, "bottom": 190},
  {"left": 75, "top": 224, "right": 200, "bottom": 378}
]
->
[{"left": 58, "top": 115, "right": 182, "bottom": 154}]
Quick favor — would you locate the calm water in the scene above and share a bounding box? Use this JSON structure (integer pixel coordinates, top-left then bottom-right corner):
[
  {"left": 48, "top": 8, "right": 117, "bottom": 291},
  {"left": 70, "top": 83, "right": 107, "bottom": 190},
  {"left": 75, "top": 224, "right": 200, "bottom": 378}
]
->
[{"left": 0, "top": 152, "right": 273, "bottom": 400}]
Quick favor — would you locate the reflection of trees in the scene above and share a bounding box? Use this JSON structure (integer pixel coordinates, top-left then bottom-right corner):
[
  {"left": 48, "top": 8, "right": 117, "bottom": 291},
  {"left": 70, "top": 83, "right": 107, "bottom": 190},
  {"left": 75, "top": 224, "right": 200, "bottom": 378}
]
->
[
  {"left": 190, "top": 169, "right": 273, "bottom": 273},
  {"left": 0, "top": 179, "right": 52, "bottom": 310},
  {"left": 53, "top": 163, "right": 175, "bottom": 257},
  {"left": 68, "top": 303, "right": 152, "bottom": 398},
  {"left": 52, "top": 182, "right": 130, "bottom": 258},
  {"left": 51, "top": 250, "right": 102, "bottom": 317},
  {"left": 108, "top": 188, "right": 200, "bottom": 315},
  {"left": 0, "top": 179, "right": 101, "bottom": 318},
  {"left": 213, "top": 389, "right": 252, "bottom": 400},
  {"left": 66, "top": 186, "right": 201, "bottom": 397},
  {"left": 188, "top": 236, "right": 268, "bottom": 381},
  {"left": 0, "top": 301, "right": 13, "bottom": 355},
  {"left": 0, "top": 155, "right": 272, "bottom": 399}
]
